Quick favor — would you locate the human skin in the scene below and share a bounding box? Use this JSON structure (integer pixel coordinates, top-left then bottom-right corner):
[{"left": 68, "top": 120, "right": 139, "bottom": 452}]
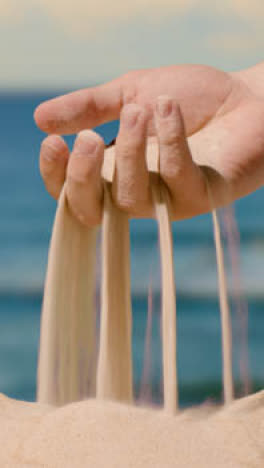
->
[{"left": 35, "top": 62, "right": 264, "bottom": 226}]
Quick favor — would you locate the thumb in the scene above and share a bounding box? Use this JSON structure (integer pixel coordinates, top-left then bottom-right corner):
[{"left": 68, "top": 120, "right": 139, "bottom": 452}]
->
[{"left": 34, "top": 76, "right": 125, "bottom": 135}]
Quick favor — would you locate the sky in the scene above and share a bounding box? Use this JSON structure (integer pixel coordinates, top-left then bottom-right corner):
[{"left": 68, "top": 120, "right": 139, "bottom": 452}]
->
[{"left": 0, "top": 0, "right": 263, "bottom": 90}]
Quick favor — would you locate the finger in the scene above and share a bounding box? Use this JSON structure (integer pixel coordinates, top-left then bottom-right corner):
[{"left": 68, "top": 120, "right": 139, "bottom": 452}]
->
[
  {"left": 155, "top": 96, "right": 209, "bottom": 219},
  {"left": 113, "top": 103, "right": 152, "bottom": 217},
  {"left": 66, "top": 130, "right": 104, "bottom": 226},
  {"left": 39, "top": 135, "right": 69, "bottom": 199},
  {"left": 34, "top": 77, "right": 124, "bottom": 135}
]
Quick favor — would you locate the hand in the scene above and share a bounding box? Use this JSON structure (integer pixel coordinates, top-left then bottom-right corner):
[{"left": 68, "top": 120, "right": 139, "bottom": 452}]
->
[{"left": 35, "top": 64, "right": 264, "bottom": 225}]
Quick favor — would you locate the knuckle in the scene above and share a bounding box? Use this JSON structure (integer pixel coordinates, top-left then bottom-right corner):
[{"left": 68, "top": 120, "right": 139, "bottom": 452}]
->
[
  {"left": 116, "top": 146, "right": 134, "bottom": 162},
  {"left": 67, "top": 163, "right": 95, "bottom": 186},
  {"left": 114, "top": 189, "right": 139, "bottom": 214},
  {"left": 76, "top": 211, "right": 101, "bottom": 227},
  {"left": 114, "top": 190, "right": 150, "bottom": 215},
  {"left": 67, "top": 173, "right": 88, "bottom": 186},
  {"left": 68, "top": 198, "right": 102, "bottom": 227},
  {"left": 161, "top": 157, "right": 187, "bottom": 182},
  {"left": 159, "top": 130, "right": 184, "bottom": 147},
  {"left": 121, "top": 81, "right": 138, "bottom": 106},
  {"left": 116, "top": 140, "right": 144, "bottom": 161},
  {"left": 162, "top": 166, "right": 185, "bottom": 183}
]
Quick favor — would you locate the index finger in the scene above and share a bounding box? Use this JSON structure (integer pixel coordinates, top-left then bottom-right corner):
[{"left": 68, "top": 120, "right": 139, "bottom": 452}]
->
[{"left": 34, "top": 78, "right": 124, "bottom": 135}]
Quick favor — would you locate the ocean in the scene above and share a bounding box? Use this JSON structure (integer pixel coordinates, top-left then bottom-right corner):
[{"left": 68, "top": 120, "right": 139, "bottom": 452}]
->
[{"left": 0, "top": 92, "right": 264, "bottom": 408}]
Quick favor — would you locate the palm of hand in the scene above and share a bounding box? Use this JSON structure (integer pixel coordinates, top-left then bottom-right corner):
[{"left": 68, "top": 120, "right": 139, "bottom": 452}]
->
[{"left": 124, "top": 65, "right": 264, "bottom": 205}]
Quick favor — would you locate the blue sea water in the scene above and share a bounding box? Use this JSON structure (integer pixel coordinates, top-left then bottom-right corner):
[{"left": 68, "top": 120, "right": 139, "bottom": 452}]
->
[{"left": 0, "top": 92, "right": 264, "bottom": 407}]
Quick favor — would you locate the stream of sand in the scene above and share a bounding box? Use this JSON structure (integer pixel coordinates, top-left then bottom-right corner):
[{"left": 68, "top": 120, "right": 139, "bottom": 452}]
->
[{"left": 1, "top": 140, "right": 260, "bottom": 468}]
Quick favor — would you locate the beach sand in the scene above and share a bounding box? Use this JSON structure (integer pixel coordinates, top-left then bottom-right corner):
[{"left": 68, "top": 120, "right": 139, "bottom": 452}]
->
[{"left": 1, "top": 391, "right": 264, "bottom": 467}]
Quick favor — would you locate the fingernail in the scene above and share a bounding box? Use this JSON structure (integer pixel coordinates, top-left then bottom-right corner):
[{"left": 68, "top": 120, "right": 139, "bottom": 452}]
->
[
  {"left": 122, "top": 105, "right": 139, "bottom": 129},
  {"left": 156, "top": 97, "right": 172, "bottom": 118},
  {"left": 74, "top": 131, "right": 98, "bottom": 155}
]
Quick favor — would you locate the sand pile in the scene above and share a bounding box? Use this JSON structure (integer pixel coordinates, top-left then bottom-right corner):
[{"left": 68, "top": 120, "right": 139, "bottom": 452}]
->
[{"left": 1, "top": 391, "right": 264, "bottom": 467}]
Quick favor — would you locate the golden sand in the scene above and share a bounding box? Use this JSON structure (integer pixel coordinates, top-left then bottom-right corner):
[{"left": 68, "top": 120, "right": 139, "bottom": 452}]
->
[{"left": 1, "top": 391, "right": 264, "bottom": 467}]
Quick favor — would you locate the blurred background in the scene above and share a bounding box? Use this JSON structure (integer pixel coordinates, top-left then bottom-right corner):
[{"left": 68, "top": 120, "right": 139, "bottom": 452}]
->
[{"left": 0, "top": 1, "right": 264, "bottom": 407}]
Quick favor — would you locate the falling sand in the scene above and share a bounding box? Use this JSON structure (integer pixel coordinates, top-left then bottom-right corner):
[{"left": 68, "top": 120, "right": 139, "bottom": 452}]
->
[
  {"left": 1, "top": 140, "right": 261, "bottom": 467},
  {"left": 37, "top": 185, "right": 98, "bottom": 406}
]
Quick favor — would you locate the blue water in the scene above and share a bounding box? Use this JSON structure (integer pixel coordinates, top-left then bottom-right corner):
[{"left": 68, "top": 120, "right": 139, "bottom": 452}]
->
[{"left": 0, "top": 93, "right": 264, "bottom": 407}]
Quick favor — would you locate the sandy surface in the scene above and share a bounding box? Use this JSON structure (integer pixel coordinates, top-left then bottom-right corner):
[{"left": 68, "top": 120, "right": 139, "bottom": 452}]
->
[{"left": 1, "top": 391, "right": 264, "bottom": 467}]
